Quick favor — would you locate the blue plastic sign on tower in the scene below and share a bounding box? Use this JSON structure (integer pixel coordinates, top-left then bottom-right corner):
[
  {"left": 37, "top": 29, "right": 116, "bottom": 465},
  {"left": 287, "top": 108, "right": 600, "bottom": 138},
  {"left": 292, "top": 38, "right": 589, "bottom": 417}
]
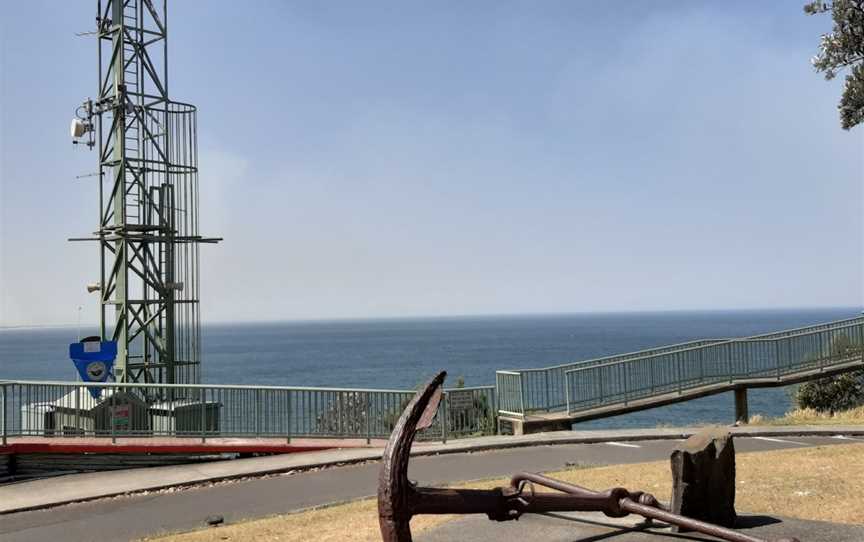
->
[{"left": 69, "top": 339, "right": 118, "bottom": 399}]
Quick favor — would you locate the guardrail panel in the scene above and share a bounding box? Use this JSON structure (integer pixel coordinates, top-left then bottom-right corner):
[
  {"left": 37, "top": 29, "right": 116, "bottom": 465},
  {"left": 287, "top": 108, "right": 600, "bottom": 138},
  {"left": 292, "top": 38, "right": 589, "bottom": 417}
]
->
[
  {"left": 1, "top": 380, "right": 497, "bottom": 443},
  {"left": 560, "top": 317, "right": 864, "bottom": 419}
]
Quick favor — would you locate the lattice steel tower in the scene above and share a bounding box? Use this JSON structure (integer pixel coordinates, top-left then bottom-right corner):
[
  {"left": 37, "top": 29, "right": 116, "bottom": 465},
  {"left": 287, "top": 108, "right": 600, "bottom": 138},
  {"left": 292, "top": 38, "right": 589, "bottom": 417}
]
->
[{"left": 71, "top": 0, "right": 220, "bottom": 385}]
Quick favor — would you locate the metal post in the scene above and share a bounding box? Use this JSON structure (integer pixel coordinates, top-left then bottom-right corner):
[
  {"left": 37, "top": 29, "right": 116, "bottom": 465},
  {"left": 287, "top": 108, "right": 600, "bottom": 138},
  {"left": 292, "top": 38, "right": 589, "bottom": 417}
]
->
[
  {"left": 734, "top": 388, "right": 749, "bottom": 424},
  {"left": 564, "top": 372, "right": 571, "bottom": 414},
  {"left": 110, "top": 388, "right": 116, "bottom": 444},
  {"left": 200, "top": 389, "right": 206, "bottom": 443},
  {"left": 75, "top": 386, "right": 81, "bottom": 438},
  {"left": 1, "top": 384, "right": 7, "bottom": 446},
  {"left": 544, "top": 370, "right": 550, "bottom": 411},
  {"left": 598, "top": 367, "right": 604, "bottom": 406},
  {"left": 441, "top": 392, "right": 448, "bottom": 444},
  {"left": 698, "top": 347, "right": 705, "bottom": 383},
  {"left": 775, "top": 341, "right": 781, "bottom": 381},
  {"left": 338, "top": 392, "right": 344, "bottom": 436},
  {"left": 623, "top": 364, "right": 629, "bottom": 406},
  {"left": 366, "top": 392, "right": 372, "bottom": 445},
  {"left": 818, "top": 332, "right": 825, "bottom": 372},
  {"left": 727, "top": 343, "right": 734, "bottom": 383},
  {"left": 255, "top": 389, "right": 261, "bottom": 437},
  {"left": 518, "top": 374, "right": 526, "bottom": 415},
  {"left": 286, "top": 390, "right": 292, "bottom": 444},
  {"left": 490, "top": 387, "right": 497, "bottom": 435}
]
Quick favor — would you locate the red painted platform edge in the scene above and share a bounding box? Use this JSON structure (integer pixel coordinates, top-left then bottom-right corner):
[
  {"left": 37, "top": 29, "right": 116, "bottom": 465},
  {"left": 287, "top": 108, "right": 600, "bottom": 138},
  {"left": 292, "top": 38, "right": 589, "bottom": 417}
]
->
[{"left": 0, "top": 442, "right": 336, "bottom": 455}]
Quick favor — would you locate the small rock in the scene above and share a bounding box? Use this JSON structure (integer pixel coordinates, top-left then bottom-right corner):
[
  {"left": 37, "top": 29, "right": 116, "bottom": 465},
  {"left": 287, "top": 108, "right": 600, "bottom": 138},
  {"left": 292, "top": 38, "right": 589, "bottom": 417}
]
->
[{"left": 205, "top": 515, "right": 225, "bottom": 526}]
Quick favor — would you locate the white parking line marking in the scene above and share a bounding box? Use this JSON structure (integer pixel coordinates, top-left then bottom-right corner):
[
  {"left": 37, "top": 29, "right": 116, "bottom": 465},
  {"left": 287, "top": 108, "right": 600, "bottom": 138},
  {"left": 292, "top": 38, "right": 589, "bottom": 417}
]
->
[
  {"left": 832, "top": 435, "right": 864, "bottom": 442},
  {"left": 752, "top": 436, "right": 804, "bottom": 446},
  {"left": 605, "top": 442, "right": 641, "bottom": 448}
]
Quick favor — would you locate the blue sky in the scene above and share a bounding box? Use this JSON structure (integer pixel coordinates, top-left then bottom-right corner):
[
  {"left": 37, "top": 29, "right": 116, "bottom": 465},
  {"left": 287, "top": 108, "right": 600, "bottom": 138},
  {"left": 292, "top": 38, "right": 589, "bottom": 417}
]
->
[{"left": 0, "top": 1, "right": 862, "bottom": 326}]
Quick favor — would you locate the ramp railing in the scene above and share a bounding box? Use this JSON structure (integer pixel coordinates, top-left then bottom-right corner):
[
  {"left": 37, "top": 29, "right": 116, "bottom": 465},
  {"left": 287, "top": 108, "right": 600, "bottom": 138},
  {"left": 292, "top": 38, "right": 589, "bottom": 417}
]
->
[
  {"left": 564, "top": 320, "right": 864, "bottom": 414},
  {"left": 498, "top": 316, "right": 864, "bottom": 417}
]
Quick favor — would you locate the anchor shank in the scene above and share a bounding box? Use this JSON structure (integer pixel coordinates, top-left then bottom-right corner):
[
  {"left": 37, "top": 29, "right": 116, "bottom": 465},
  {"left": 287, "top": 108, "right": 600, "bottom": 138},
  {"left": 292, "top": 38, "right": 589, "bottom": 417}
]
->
[{"left": 410, "top": 486, "right": 622, "bottom": 519}]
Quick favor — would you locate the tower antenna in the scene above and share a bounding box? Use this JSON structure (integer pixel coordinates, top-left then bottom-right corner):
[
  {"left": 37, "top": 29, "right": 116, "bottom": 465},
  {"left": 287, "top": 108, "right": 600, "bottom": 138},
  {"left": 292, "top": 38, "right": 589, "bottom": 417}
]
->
[{"left": 70, "top": 0, "right": 221, "bottom": 385}]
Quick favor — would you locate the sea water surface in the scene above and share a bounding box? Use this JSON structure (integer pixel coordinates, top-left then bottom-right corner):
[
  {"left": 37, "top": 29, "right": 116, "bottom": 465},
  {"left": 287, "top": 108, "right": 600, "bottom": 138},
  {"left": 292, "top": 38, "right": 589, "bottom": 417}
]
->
[{"left": 0, "top": 308, "right": 858, "bottom": 429}]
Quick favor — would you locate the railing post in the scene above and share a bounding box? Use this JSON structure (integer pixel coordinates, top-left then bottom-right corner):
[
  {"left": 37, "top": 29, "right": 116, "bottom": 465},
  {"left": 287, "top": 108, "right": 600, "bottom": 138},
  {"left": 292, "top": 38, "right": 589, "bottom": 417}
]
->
[
  {"left": 255, "top": 388, "right": 261, "bottom": 437},
  {"left": 818, "top": 332, "right": 825, "bottom": 372},
  {"left": 286, "top": 390, "right": 292, "bottom": 444},
  {"left": 598, "top": 367, "right": 604, "bottom": 406},
  {"left": 727, "top": 343, "right": 734, "bottom": 383},
  {"left": 1, "top": 383, "right": 7, "bottom": 446},
  {"left": 490, "top": 387, "right": 497, "bottom": 435},
  {"left": 564, "top": 372, "right": 571, "bottom": 414},
  {"left": 338, "top": 392, "right": 344, "bottom": 436},
  {"left": 75, "top": 386, "right": 81, "bottom": 438},
  {"left": 735, "top": 388, "right": 749, "bottom": 424},
  {"left": 200, "top": 388, "right": 207, "bottom": 443},
  {"left": 441, "top": 391, "right": 448, "bottom": 444},
  {"left": 519, "top": 374, "right": 526, "bottom": 416},
  {"left": 110, "top": 387, "right": 116, "bottom": 444},
  {"left": 775, "top": 341, "right": 781, "bottom": 381},
  {"left": 544, "top": 370, "right": 550, "bottom": 412},
  {"left": 623, "top": 364, "right": 629, "bottom": 406},
  {"left": 698, "top": 348, "right": 704, "bottom": 383},
  {"left": 365, "top": 392, "right": 371, "bottom": 445}
]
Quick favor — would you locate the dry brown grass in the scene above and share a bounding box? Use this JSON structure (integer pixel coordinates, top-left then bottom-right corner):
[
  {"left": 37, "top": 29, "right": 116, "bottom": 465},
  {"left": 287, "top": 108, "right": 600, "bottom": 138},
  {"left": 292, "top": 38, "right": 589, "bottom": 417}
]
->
[
  {"left": 144, "top": 443, "right": 864, "bottom": 542},
  {"left": 749, "top": 405, "right": 864, "bottom": 426}
]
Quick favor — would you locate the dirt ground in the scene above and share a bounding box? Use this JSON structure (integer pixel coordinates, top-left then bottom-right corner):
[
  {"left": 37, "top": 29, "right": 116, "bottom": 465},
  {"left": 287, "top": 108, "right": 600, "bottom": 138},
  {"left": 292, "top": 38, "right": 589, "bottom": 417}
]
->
[{"left": 143, "top": 442, "right": 864, "bottom": 542}]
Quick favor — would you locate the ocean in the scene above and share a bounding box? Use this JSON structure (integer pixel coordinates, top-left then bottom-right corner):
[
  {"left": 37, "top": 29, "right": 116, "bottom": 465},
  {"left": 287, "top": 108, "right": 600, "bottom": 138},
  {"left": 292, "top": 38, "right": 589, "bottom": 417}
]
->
[{"left": 0, "top": 307, "right": 858, "bottom": 430}]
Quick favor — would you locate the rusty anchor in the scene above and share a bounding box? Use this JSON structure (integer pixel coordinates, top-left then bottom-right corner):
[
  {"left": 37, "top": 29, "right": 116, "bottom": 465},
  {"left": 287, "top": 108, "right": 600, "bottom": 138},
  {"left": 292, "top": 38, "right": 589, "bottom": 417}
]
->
[{"left": 377, "top": 371, "right": 800, "bottom": 542}]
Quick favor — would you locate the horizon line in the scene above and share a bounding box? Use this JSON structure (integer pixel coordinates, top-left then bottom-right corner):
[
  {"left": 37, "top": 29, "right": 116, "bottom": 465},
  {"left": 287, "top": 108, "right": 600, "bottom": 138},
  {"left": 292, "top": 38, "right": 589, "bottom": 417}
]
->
[{"left": 3, "top": 304, "right": 862, "bottom": 331}]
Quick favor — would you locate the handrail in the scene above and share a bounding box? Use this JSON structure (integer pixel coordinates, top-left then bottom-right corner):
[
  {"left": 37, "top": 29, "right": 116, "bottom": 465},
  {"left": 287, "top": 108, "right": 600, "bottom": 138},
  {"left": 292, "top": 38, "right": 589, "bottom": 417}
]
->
[
  {"left": 562, "top": 321, "right": 864, "bottom": 416},
  {"left": 1, "top": 379, "right": 416, "bottom": 394},
  {"left": 563, "top": 320, "right": 864, "bottom": 375},
  {"left": 1, "top": 380, "right": 498, "bottom": 442},
  {"left": 519, "top": 316, "right": 864, "bottom": 375},
  {"left": 498, "top": 315, "right": 864, "bottom": 416},
  {"left": 499, "top": 338, "right": 727, "bottom": 373}
]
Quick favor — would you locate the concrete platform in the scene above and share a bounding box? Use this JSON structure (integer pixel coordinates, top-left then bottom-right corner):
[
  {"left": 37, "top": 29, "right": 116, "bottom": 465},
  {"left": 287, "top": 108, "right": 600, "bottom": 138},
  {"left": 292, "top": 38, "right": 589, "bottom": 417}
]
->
[{"left": 418, "top": 512, "right": 864, "bottom": 542}]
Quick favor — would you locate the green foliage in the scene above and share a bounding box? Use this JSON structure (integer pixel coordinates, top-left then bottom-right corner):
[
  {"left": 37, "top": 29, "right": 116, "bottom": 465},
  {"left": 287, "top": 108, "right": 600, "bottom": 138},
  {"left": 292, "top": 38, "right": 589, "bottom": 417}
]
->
[
  {"left": 795, "top": 369, "right": 864, "bottom": 413},
  {"left": 804, "top": 0, "right": 864, "bottom": 129},
  {"left": 794, "top": 333, "right": 864, "bottom": 413}
]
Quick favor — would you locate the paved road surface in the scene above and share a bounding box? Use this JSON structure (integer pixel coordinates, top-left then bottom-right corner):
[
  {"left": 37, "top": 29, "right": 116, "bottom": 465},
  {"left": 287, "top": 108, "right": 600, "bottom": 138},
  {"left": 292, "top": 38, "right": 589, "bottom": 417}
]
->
[{"left": 2, "top": 435, "right": 861, "bottom": 542}]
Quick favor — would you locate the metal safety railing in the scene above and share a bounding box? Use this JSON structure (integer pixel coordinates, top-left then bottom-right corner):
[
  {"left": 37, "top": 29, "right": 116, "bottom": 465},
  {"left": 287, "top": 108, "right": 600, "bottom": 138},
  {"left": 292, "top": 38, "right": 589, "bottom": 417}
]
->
[
  {"left": 498, "top": 316, "right": 864, "bottom": 417},
  {"left": 3, "top": 317, "right": 863, "bottom": 442},
  {"left": 0, "top": 380, "right": 496, "bottom": 445},
  {"left": 564, "top": 320, "right": 864, "bottom": 414}
]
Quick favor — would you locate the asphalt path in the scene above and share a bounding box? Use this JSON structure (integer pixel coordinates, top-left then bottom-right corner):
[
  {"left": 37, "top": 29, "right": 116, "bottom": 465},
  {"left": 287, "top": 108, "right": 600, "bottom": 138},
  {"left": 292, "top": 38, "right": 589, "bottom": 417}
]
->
[{"left": 2, "top": 435, "right": 861, "bottom": 542}]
